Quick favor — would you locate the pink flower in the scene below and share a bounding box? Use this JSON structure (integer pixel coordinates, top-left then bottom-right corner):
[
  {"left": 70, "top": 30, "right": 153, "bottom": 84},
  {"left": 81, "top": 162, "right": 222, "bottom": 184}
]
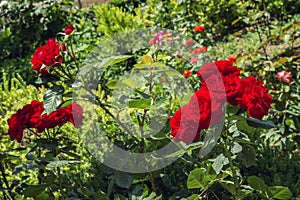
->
[
  {"left": 190, "top": 57, "right": 198, "bottom": 64},
  {"left": 276, "top": 71, "right": 292, "bottom": 84},
  {"left": 149, "top": 31, "right": 172, "bottom": 46}
]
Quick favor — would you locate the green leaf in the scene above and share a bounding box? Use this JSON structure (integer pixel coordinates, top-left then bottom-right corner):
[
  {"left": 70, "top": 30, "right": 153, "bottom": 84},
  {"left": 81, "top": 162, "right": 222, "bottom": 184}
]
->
[
  {"left": 186, "top": 194, "right": 200, "bottom": 200},
  {"left": 46, "top": 160, "right": 80, "bottom": 168},
  {"left": 59, "top": 100, "right": 72, "bottom": 108},
  {"left": 99, "top": 55, "right": 132, "bottom": 69},
  {"left": 219, "top": 180, "right": 236, "bottom": 194},
  {"left": 134, "top": 62, "right": 165, "bottom": 69},
  {"left": 247, "top": 176, "right": 267, "bottom": 192},
  {"left": 269, "top": 186, "right": 292, "bottom": 200},
  {"left": 231, "top": 142, "right": 243, "bottom": 154},
  {"left": 106, "top": 80, "right": 118, "bottom": 89},
  {"left": 130, "top": 184, "right": 145, "bottom": 200},
  {"left": 212, "top": 154, "right": 229, "bottom": 175},
  {"left": 23, "top": 184, "right": 47, "bottom": 197},
  {"left": 81, "top": 187, "right": 93, "bottom": 197},
  {"left": 35, "top": 74, "right": 60, "bottom": 84},
  {"left": 122, "top": 78, "right": 136, "bottom": 88},
  {"left": 94, "top": 189, "right": 109, "bottom": 200},
  {"left": 141, "top": 55, "right": 153, "bottom": 64},
  {"left": 187, "top": 168, "right": 205, "bottom": 189},
  {"left": 114, "top": 171, "right": 133, "bottom": 189},
  {"left": 135, "top": 89, "right": 151, "bottom": 99},
  {"left": 128, "top": 99, "right": 152, "bottom": 109},
  {"left": 246, "top": 118, "right": 276, "bottom": 129},
  {"left": 42, "top": 85, "right": 64, "bottom": 115},
  {"left": 232, "top": 17, "right": 241, "bottom": 25},
  {"left": 236, "top": 189, "right": 253, "bottom": 199},
  {"left": 241, "top": 145, "right": 256, "bottom": 167},
  {"left": 36, "top": 192, "right": 50, "bottom": 200}
]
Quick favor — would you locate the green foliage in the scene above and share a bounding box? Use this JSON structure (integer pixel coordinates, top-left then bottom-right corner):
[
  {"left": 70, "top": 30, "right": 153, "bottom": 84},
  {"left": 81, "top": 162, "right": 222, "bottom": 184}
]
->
[
  {"left": 94, "top": 2, "right": 152, "bottom": 37},
  {"left": 1, "top": 0, "right": 300, "bottom": 199},
  {"left": 0, "top": 0, "right": 74, "bottom": 59},
  {"left": 247, "top": 176, "right": 292, "bottom": 199}
]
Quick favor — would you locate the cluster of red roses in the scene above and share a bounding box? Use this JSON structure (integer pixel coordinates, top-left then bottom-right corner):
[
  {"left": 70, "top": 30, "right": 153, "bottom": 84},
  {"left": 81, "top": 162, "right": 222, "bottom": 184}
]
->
[
  {"left": 7, "top": 100, "right": 83, "bottom": 142},
  {"left": 194, "top": 25, "right": 205, "bottom": 33},
  {"left": 170, "top": 59, "right": 272, "bottom": 144},
  {"left": 31, "top": 38, "right": 65, "bottom": 75},
  {"left": 31, "top": 25, "right": 75, "bottom": 75}
]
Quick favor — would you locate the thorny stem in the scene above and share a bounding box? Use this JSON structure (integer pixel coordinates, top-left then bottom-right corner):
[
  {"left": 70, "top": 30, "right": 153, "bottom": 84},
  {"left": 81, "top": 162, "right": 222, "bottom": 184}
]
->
[
  {"left": 69, "top": 38, "right": 80, "bottom": 71},
  {"left": 27, "top": 128, "right": 42, "bottom": 139},
  {"left": 137, "top": 62, "right": 157, "bottom": 193},
  {"left": 84, "top": 87, "right": 135, "bottom": 140},
  {"left": 57, "top": 167, "right": 63, "bottom": 193},
  {"left": 255, "top": 23, "right": 269, "bottom": 60},
  {"left": 0, "top": 162, "right": 12, "bottom": 199},
  {"left": 224, "top": 132, "right": 240, "bottom": 199},
  {"left": 55, "top": 66, "right": 72, "bottom": 80}
]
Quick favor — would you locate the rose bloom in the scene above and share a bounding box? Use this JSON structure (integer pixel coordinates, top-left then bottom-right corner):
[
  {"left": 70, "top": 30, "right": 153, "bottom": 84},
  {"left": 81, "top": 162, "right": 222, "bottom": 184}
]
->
[
  {"left": 223, "top": 75, "right": 243, "bottom": 105},
  {"left": 7, "top": 100, "right": 83, "bottom": 142},
  {"left": 190, "top": 56, "right": 198, "bottom": 64},
  {"left": 194, "top": 25, "right": 205, "bottom": 33},
  {"left": 276, "top": 70, "right": 292, "bottom": 84},
  {"left": 7, "top": 100, "right": 44, "bottom": 142},
  {"left": 237, "top": 76, "right": 272, "bottom": 120},
  {"left": 190, "top": 46, "right": 207, "bottom": 54},
  {"left": 31, "top": 38, "right": 63, "bottom": 75},
  {"left": 64, "top": 25, "right": 75, "bottom": 35},
  {"left": 197, "top": 60, "right": 240, "bottom": 81},
  {"left": 228, "top": 56, "right": 236, "bottom": 64},
  {"left": 183, "top": 70, "right": 191, "bottom": 77},
  {"left": 170, "top": 85, "right": 225, "bottom": 144},
  {"left": 185, "top": 39, "right": 194, "bottom": 46},
  {"left": 170, "top": 106, "right": 202, "bottom": 144}
]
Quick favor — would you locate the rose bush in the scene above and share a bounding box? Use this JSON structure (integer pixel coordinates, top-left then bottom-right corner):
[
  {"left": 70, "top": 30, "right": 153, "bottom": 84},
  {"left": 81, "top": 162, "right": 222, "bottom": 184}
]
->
[{"left": 1, "top": 2, "right": 299, "bottom": 198}]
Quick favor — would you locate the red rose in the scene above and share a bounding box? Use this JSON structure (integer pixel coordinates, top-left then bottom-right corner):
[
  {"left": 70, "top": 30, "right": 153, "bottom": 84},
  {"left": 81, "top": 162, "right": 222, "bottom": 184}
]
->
[
  {"left": 31, "top": 38, "right": 63, "bottom": 75},
  {"left": 36, "top": 109, "right": 67, "bottom": 132},
  {"left": 194, "top": 25, "right": 205, "bottom": 33},
  {"left": 60, "top": 44, "right": 67, "bottom": 51},
  {"left": 228, "top": 56, "right": 236, "bottom": 64},
  {"left": 223, "top": 75, "right": 243, "bottom": 105},
  {"left": 7, "top": 100, "right": 83, "bottom": 142},
  {"left": 61, "top": 102, "right": 84, "bottom": 128},
  {"left": 170, "top": 106, "right": 202, "bottom": 144},
  {"left": 7, "top": 100, "right": 44, "bottom": 142},
  {"left": 170, "top": 85, "right": 225, "bottom": 144},
  {"left": 214, "top": 60, "right": 240, "bottom": 77},
  {"left": 185, "top": 39, "right": 194, "bottom": 46},
  {"left": 190, "top": 46, "right": 207, "bottom": 54},
  {"left": 197, "top": 60, "right": 240, "bottom": 82},
  {"left": 238, "top": 76, "right": 272, "bottom": 119},
  {"left": 64, "top": 25, "right": 75, "bottom": 35},
  {"left": 183, "top": 70, "right": 191, "bottom": 77},
  {"left": 7, "top": 110, "right": 25, "bottom": 142},
  {"left": 25, "top": 100, "right": 44, "bottom": 127},
  {"left": 190, "top": 86, "right": 225, "bottom": 128}
]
